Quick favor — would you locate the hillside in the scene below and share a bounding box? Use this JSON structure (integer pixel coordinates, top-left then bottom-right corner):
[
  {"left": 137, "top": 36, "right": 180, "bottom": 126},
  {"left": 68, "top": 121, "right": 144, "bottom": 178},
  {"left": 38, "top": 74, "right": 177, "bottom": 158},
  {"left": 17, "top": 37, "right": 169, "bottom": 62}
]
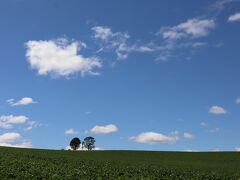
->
[{"left": 0, "top": 146, "right": 240, "bottom": 179}]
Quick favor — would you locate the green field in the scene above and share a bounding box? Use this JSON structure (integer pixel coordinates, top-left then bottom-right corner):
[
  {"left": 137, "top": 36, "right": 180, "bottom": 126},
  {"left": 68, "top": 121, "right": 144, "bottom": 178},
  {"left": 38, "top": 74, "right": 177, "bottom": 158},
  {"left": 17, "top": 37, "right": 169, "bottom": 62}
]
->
[{"left": 0, "top": 146, "right": 240, "bottom": 179}]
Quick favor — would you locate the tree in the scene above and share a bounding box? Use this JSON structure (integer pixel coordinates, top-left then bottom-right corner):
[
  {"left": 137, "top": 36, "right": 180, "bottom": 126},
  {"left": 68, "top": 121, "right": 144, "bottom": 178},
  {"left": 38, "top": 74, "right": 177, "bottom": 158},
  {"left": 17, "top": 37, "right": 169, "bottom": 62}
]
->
[
  {"left": 83, "top": 136, "right": 95, "bottom": 151},
  {"left": 70, "top": 137, "right": 81, "bottom": 151}
]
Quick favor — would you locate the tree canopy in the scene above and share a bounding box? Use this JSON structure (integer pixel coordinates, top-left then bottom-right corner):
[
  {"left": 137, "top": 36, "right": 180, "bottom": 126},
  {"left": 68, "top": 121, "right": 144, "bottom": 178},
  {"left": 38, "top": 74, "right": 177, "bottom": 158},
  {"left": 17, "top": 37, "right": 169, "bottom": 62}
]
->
[
  {"left": 69, "top": 137, "right": 81, "bottom": 151},
  {"left": 83, "top": 136, "right": 95, "bottom": 151}
]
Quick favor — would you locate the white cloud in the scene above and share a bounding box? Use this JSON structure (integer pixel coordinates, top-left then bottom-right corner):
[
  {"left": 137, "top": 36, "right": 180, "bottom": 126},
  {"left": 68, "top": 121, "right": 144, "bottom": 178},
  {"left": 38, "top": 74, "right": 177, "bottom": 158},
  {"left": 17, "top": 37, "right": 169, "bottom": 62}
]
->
[
  {"left": 92, "top": 26, "right": 130, "bottom": 59},
  {"left": 184, "top": 149, "right": 198, "bottom": 152},
  {"left": 92, "top": 26, "right": 113, "bottom": 41},
  {"left": 183, "top": 132, "right": 194, "bottom": 139},
  {"left": 92, "top": 23, "right": 210, "bottom": 62},
  {"left": 65, "top": 145, "right": 71, "bottom": 150},
  {"left": 129, "top": 131, "right": 179, "bottom": 144},
  {"left": 211, "top": 148, "right": 221, "bottom": 152},
  {"left": 210, "top": 0, "right": 237, "bottom": 14},
  {"left": 235, "top": 147, "right": 240, "bottom": 151},
  {"left": 91, "top": 124, "right": 118, "bottom": 134},
  {"left": 24, "top": 126, "right": 33, "bottom": 131},
  {"left": 0, "top": 140, "right": 32, "bottom": 148},
  {"left": 158, "top": 18, "right": 215, "bottom": 40},
  {"left": 0, "top": 115, "right": 28, "bottom": 129},
  {"left": 207, "top": 128, "right": 220, "bottom": 133},
  {"left": 209, "top": 105, "right": 227, "bottom": 114},
  {"left": 6, "top": 99, "right": 14, "bottom": 104},
  {"left": 7, "top": 97, "right": 37, "bottom": 106},
  {"left": 170, "top": 130, "right": 179, "bottom": 136},
  {"left": 236, "top": 98, "right": 240, "bottom": 104},
  {"left": 25, "top": 38, "right": 102, "bottom": 78},
  {"left": 24, "top": 121, "right": 40, "bottom": 131},
  {"left": 0, "top": 132, "right": 21, "bottom": 143},
  {"left": 200, "top": 122, "right": 207, "bottom": 126},
  {"left": 228, "top": 12, "right": 240, "bottom": 22},
  {"left": 65, "top": 144, "right": 103, "bottom": 151},
  {"left": 85, "top": 111, "right": 92, "bottom": 115},
  {"left": 92, "top": 26, "right": 154, "bottom": 60},
  {"left": 154, "top": 18, "right": 215, "bottom": 62},
  {"left": 65, "top": 128, "right": 79, "bottom": 135},
  {"left": 191, "top": 42, "right": 207, "bottom": 47}
]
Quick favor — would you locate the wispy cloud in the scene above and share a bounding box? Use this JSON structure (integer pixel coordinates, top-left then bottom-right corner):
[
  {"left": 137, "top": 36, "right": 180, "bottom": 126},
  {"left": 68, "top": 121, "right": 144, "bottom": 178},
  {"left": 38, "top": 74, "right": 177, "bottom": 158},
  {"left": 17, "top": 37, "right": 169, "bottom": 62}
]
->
[
  {"left": 85, "top": 111, "right": 92, "bottom": 115},
  {"left": 24, "top": 121, "right": 41, "bottom": 131},
  {"left": 158, "top": 18, "right": 215, "bottom": 40},
  {"left": 200, "top": 122, "right": 207, "bottom": 126},
  {"left": 209, "top": 0, "right": 240, "bottom": 15},
  {"left": 92, "top": 26, "right": 154, "bottom": 60},
  {"left": 236, "top": 98, "right": 240, "bottom": 104},
  {"left": 7, "top": 97, "right": 37, "bottom": 107},
  {"left": 25, "top": 38, "right": 102, "bottom": 78},
  {"left": 90, "top": 124, "right": 118, "bottom": 134},
  {"left": 129, "top": 131, "right": 179, "bottom": 144},
  {"left": 92, "top": 26, "right": 130, "bottom": 59},
  {"left": 154, "top": 18, "right": 215, "bottom": 62},
  {"left": 207, "top": 128, "right": 220, "bottom": 133}
]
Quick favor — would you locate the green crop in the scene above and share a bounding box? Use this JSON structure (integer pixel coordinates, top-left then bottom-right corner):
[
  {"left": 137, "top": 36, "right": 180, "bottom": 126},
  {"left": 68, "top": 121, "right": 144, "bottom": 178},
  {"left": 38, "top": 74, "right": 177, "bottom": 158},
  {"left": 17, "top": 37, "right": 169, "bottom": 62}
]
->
[{"left": 0, "top": 146, "right": 240, "bottom": 179}]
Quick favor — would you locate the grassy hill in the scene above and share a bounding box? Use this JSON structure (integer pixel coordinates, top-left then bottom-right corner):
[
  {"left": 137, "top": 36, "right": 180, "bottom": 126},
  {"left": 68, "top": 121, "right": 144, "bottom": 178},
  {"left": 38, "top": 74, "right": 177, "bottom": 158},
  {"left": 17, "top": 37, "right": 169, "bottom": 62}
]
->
[{"left": 0, "top": 146, "right": 240, "bottom": 179}]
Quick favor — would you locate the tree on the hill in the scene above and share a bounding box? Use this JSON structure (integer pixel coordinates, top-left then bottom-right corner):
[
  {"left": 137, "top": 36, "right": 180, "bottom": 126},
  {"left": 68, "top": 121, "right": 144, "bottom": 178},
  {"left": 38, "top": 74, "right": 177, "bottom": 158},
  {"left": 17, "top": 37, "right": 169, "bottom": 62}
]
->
[
  {"left": 70, "top": 137, "right": 81, "bottom": 151},
  {"left": 83, "top": 136, "right": 95, "bottom": 151}
]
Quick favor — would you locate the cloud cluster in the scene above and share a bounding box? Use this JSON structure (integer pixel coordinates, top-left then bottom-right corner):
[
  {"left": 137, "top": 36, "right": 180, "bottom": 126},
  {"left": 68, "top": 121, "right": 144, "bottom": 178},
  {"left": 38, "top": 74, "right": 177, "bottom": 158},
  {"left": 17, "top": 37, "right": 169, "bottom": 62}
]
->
[
  {"left": 1, "top": 95, "right": 37, "bottom": 148},
  {"left": 0, "top": 132, "right": 32, "bottom": 148},
  {"left": 25, "top": 38, "right": 102, "bottom": 78},
  {"left": 0, "top": 115, "right": 28, "bottom": 129},
  {"left": 129, "top": 131, "right": 179, "bottom": 144},
  {"left": 1, "top": 96, "right": 35, "bottom": 147},
  {"left": 7, "top": 97, "right": 37, "bottom": 106},
  {"left": 23, "top": 0, "right": 239, "bottom": 76},
  {"left": 90, "top": 124, "right": 118, "bottom": 134}
]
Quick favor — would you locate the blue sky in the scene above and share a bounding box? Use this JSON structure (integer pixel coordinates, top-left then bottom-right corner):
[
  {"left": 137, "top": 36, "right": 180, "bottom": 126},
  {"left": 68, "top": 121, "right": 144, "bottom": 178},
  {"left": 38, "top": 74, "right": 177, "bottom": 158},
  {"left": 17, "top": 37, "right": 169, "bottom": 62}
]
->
[{"left": 0, "top": 0, "right": 240, "bottom": 151}]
